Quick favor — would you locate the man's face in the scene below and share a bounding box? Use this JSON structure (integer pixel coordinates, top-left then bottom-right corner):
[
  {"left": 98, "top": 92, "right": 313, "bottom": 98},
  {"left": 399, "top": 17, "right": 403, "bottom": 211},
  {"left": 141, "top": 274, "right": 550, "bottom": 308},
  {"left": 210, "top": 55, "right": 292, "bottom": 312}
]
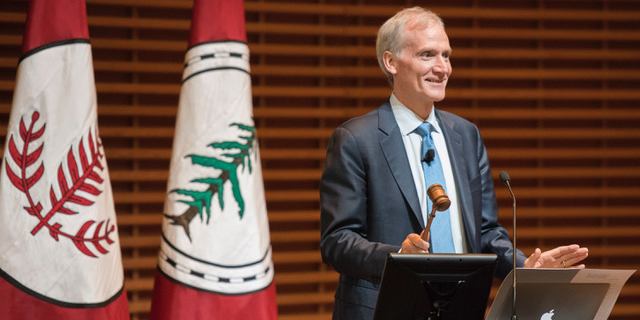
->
[{"left": 387, "top": 21, "right": 452, "bottom": 112}]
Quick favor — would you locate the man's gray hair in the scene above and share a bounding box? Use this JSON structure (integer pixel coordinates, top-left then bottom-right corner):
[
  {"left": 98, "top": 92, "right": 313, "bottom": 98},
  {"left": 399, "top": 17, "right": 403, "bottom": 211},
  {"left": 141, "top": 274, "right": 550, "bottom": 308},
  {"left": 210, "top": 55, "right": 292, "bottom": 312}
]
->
[{"left": 375, "top": 7, "right": 445, "bottom": 87}]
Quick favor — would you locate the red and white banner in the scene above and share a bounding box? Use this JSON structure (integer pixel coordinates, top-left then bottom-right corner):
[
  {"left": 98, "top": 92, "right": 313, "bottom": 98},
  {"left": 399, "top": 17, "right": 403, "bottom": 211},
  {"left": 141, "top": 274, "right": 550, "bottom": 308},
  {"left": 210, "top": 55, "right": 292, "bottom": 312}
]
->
[
  {"left": 0, "top": 0, "right": 129, "bottom": 319},
  {"left": 149, "top": 0, "right": 278, "bottom": 319}
]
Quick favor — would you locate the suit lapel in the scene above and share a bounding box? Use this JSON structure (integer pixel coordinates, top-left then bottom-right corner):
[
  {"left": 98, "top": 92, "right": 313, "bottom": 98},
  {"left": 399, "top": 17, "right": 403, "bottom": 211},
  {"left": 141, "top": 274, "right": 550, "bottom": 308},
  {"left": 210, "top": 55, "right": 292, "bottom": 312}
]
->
[
  {"left": 378, "top": 102, "right": 424, "bottom": 228},
  {"left": 437, "top": 111, "right": 478, "bottom": 253}
]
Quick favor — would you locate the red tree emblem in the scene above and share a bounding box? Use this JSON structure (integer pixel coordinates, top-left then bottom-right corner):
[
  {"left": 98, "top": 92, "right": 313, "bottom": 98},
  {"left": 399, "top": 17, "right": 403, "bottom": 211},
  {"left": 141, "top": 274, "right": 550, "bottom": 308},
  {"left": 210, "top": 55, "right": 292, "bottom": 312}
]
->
[{"left": 4, "top": 111, "right": 116, "bottom": 258}]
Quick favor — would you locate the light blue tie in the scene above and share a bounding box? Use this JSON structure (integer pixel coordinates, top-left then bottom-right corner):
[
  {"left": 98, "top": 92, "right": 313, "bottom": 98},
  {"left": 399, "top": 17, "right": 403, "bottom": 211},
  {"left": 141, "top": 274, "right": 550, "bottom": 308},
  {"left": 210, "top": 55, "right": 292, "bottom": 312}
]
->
[{"left": 417, "top": 122, "right": 455, "bottom": 253}]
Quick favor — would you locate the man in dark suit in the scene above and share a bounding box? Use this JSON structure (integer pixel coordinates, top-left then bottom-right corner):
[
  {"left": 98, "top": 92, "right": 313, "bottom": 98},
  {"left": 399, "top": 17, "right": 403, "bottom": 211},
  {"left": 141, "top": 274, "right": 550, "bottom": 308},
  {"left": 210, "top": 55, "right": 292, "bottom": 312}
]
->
[{"left": 319, "top": 7, "right": 588, "bottom": 320}]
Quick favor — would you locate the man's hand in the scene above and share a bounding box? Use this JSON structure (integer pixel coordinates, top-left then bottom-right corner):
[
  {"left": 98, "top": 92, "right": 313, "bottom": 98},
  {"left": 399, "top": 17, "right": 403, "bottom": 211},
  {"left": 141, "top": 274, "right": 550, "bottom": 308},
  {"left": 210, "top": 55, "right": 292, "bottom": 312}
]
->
[
  {"left": 524, "top": 244, "right": 588, "bottom": 269},
  {"left": 401, "top": 230, "right": 430, "bottom": 253}
]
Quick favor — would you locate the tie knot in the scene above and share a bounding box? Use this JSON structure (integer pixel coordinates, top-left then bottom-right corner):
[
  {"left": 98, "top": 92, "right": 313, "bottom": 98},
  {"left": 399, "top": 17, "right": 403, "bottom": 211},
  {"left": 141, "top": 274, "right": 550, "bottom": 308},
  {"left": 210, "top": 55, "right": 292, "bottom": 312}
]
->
[{"left": 417, "top": 122, "right": 434, "bottom": 137}]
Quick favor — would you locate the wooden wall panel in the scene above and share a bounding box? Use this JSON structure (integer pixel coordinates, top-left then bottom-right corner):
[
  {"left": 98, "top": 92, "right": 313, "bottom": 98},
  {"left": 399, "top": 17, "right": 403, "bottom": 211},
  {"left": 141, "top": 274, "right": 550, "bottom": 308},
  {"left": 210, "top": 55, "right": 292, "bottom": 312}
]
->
[{"left": 1, "top": 0, "right": 639, "bottom": 319}]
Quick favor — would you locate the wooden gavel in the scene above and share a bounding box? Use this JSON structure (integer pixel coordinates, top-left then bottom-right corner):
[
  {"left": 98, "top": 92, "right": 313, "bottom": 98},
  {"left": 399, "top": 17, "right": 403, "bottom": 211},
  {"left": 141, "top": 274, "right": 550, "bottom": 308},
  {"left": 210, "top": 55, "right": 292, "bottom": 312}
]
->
[{"left": 421, "top": 183, "right": 451, "bottom": 241}]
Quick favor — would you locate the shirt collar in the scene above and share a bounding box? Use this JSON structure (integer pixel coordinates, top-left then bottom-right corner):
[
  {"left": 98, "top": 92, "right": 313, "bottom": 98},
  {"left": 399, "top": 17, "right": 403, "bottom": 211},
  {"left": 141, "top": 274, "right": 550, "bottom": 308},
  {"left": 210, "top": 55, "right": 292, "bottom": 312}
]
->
[{"left": 389, "top": 93, "right": 441, "bottom": 136}]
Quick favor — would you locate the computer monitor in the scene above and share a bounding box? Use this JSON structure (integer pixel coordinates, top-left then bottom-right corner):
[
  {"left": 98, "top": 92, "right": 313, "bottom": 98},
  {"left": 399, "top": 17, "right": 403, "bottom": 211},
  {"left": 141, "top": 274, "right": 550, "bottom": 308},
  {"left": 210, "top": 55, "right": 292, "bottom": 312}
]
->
[{"left": 373, "top": 253, "right": 498, "bottom": 320}]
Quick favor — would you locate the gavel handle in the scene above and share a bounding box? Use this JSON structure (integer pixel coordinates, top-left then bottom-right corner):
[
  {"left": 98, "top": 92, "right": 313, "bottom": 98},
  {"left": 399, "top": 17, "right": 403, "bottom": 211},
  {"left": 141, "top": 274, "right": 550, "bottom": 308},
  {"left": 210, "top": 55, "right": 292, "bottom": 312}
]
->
[{"left": 421, "top": 206, "right": 438, "bottom": 241}]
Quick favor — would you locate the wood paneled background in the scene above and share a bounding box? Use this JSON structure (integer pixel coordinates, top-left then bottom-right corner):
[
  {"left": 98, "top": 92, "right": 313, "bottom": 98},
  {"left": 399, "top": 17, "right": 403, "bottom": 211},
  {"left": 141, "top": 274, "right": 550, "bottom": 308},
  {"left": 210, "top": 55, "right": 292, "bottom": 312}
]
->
[{"left": 1, "top": 0, "right": 639, "bottom": 319}]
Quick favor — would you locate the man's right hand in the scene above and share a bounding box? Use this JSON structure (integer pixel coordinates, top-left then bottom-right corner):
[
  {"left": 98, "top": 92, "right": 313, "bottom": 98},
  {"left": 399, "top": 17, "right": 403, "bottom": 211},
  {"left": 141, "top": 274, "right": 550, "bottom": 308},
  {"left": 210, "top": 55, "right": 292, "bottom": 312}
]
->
[{"left": 401, "top": 230, "right": 430, "bottom": 253}]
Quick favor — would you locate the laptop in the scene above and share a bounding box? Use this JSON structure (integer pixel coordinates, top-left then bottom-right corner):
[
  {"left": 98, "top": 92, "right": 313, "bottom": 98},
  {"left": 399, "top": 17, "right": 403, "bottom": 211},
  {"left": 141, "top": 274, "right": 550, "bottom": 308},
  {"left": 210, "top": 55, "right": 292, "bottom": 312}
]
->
[
  {"left": 487, "top": 282, "right": 609, "bottom": 320},
  {"left": 486, "top": 268, "right": 634, "bottom": 320}
]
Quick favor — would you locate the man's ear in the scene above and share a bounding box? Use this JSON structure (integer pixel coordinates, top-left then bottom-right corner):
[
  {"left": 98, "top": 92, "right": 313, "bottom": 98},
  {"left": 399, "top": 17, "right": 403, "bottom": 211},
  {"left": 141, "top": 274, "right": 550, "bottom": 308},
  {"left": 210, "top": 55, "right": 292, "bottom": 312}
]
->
[{"left": 382, "top": 51, "right": 397, "bottom": 75}]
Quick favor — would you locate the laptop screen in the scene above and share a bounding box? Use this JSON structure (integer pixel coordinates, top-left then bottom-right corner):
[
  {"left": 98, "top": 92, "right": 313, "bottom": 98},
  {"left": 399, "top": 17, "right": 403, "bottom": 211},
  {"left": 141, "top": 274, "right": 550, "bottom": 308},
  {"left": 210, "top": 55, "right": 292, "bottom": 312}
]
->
[
  {"left": 490, "top": 282, "right": 610, "bottom": 320},
  {"left": 486, "top": 268, "right": 636, "bottom": 320}
]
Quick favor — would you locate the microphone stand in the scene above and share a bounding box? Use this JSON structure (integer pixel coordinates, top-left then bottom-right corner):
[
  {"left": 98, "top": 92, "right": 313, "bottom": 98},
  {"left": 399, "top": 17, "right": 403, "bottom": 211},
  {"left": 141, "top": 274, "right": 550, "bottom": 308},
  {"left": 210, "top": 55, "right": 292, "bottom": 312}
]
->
[{"left": 500, "top": 171, "right": 517, "bottom": 320}]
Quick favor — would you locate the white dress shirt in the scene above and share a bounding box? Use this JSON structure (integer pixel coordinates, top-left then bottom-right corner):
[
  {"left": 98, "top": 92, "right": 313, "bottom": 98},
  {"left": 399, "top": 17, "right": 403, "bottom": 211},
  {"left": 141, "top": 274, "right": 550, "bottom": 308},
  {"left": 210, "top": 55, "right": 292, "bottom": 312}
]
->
[{"left": 389, "top": 94, "right": 468, "bottom": 253}]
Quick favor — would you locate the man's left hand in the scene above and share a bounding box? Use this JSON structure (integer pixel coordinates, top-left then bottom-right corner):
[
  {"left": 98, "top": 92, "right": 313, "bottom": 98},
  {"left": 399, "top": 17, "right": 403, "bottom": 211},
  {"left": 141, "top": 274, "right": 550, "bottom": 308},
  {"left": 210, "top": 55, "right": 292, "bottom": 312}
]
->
[{"left": 523, "top": 244, "right": 589, "bottom": 268}]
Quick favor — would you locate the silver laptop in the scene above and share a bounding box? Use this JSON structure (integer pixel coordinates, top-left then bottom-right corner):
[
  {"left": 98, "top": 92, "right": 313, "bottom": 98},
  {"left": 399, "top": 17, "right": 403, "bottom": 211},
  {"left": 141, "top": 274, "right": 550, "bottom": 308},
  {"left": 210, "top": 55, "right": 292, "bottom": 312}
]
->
[
  {"left": 488, "top": 282, "right": 609, "bottom": 320},
  {"left": 485, "top": 268, "right": 633, "bottom": 320}
]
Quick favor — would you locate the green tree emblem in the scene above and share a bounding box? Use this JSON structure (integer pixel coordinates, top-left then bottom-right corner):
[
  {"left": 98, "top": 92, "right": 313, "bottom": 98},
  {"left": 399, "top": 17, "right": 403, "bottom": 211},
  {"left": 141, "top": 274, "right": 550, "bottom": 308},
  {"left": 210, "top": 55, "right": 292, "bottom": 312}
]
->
[{"left": 164, "top": 123, "right": 257, "bottom": 241}]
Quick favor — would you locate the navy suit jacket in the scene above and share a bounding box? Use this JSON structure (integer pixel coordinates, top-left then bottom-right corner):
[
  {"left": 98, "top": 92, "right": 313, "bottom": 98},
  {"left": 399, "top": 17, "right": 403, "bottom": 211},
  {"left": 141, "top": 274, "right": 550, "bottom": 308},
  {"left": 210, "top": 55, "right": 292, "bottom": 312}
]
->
[{"left": 320, "top": 101, "right": 526, "bottom": 320}]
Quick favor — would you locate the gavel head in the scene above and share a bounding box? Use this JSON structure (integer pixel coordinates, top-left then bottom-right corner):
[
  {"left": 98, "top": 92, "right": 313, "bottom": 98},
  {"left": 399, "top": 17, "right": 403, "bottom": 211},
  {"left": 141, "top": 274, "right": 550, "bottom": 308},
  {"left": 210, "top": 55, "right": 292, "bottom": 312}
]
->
[{"left": 427, "top": 184, "right": 451, "bottom": 211}]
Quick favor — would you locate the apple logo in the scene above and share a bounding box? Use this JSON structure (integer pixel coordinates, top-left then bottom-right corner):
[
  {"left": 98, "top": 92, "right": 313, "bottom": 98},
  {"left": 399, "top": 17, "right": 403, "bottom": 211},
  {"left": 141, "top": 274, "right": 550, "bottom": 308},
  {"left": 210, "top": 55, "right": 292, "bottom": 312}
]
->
[{"left": 540, "top": 309, "right": 555, "bottom": 320}]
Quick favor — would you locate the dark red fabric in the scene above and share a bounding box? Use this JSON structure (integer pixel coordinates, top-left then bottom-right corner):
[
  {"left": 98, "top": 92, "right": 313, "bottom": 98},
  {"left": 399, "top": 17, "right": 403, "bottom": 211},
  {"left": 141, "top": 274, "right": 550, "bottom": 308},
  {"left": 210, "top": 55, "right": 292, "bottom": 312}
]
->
[
  {"left": 150, "top": 271, "right": 278, "bottom": 320},
  {"left": 0, "top": 276, "right": 129, "bottom": 320},
  {"left": 188, "top": 0, "right": 247, "bottom": 47},
  {"left": 22, "top": 0, "right": 89, "bottom": 53}
]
